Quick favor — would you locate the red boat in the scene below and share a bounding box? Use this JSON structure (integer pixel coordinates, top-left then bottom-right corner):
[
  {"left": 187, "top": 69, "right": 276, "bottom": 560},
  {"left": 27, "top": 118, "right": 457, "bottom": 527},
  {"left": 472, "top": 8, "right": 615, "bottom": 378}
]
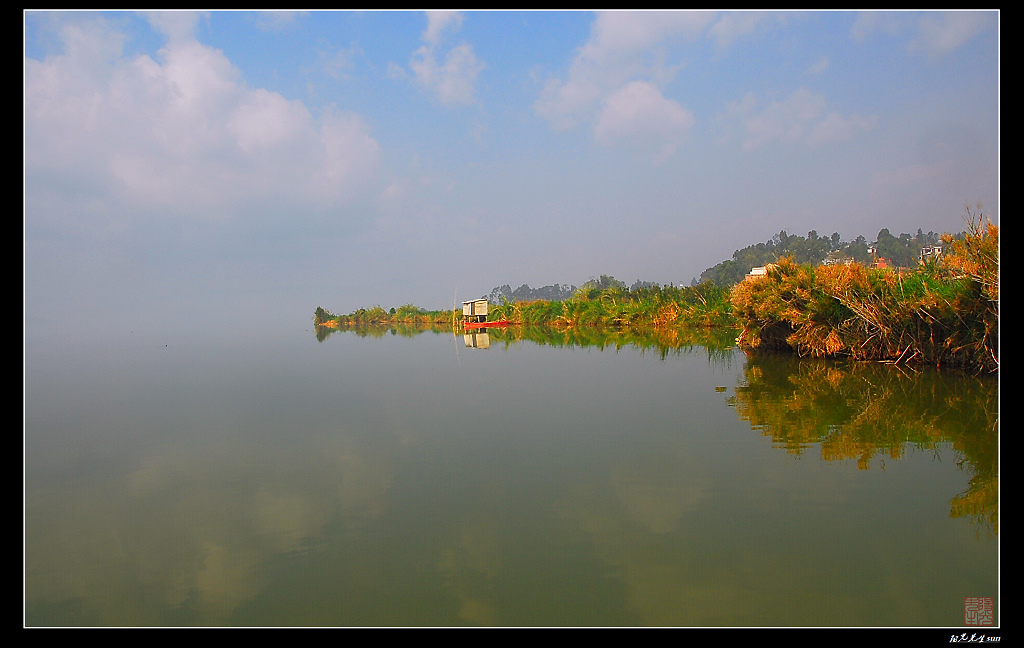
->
[{"left": 463, "top": 320, "right": 510, "bottom": 329}]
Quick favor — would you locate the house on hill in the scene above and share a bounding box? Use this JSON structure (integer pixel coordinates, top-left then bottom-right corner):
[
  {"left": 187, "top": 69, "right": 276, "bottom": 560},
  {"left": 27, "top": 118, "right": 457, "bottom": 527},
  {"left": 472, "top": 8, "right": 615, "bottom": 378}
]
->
[
  {"left": 920, "top": 245, "right": 943, "bottom": 263},
  {"left": 822, "top": 251, "right": 854, "bottom": 266},
  {"left": 745, "top": 264, "right": 777, "bottom": 281}
]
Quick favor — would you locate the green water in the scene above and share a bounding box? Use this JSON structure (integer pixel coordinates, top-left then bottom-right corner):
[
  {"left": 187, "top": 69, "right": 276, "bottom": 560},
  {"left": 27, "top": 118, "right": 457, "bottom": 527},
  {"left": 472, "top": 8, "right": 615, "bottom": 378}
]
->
[{"left": 24, "top": 325, "right": 998, "bottom": 626}]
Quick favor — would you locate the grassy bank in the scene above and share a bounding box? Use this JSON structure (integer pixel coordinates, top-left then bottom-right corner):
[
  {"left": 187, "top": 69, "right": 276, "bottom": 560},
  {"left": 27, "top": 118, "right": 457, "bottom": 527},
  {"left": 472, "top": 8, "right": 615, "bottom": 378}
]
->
[
  {"left": 731, "top": 216, "right": 998, "bottom": 373},
  {"left": 488, "top": 282, "right": 734, "bottom": 329},
  {"left": 314, "top": 282, "right": 735, "bottom": 337},
  {"left": 314, "top": 304, "right": 455, "bottom": 327},
  {"left": 313, "top": 215, "right": 997, "bottom": 373}
]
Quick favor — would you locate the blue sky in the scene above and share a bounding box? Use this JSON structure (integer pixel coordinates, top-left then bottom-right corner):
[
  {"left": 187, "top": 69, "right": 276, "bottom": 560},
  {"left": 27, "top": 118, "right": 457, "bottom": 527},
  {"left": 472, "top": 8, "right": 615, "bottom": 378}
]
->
[{"left": 24, "top": 10, "right": 999, "bottom": 336}]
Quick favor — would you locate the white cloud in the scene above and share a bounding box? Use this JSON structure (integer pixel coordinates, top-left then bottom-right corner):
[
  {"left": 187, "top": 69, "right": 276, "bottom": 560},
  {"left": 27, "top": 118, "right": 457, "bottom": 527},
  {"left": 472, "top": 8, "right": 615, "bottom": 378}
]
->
[
  {"left": 25, "top": 16, "right": 380, "bottom": 223},
  {"left": 251, "top": 10, "right": 308, "bottom": 32},
  {"left": 407, "top": 11, "right": 484, "bottom": 107},
  {"left": 227, "top": 88, "right": 311, "bottom": 153},
  {"left": 535, "top": 11, "right": 713, "bottom": 129},
  {"left": 534, "top": 76, "right": 602, "bottom": 132},
  {"left": 850, "top": 11, "right": 908, "bottom": 43},
  {"left": 735, "top": 88, "right": 874, "bottom": 149},
  {"left": 423, "top": 10, "right": 463, "bottom": 46},
  {"left": 807, "top": 112, "right": 876, "bottom": 147},
  {"left": 309, "top": 108, "right": 381, "bottom": 205},
  {"left": 909, "top": 11, "right": 993, "bottom": 60},
  {"left": 410, "top": 43, "right": 485, "bottom": 107},
  {"left": 584, "top": 10, "right": 714, "bottom": 55},
  {"left": 535, "top": 11, "right": 713, "bottom": 158},
  {"left": 317, "top": 43, "right": 361, "bottom": 81},
  {"left": 850, "top": 11, "right": 994, "bottom": 60},
  {"left": 594, "top": 81, "right": 695, "bottom": 162},
  {"left": 740, "top": 88, "right": 823, "bottom": 149},
  {"left": 707, "top": 11, "right": 781, "bottom": 47},
  {"left": 140, "top": 10, "right": 206, "bottom": 45}
]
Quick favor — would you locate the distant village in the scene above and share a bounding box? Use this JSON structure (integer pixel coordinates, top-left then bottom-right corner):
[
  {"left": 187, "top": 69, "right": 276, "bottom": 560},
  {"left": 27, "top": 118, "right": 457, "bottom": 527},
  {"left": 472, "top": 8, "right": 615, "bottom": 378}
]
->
[{"left": 747, "top": 242, "right": 944, "bottom": 280}]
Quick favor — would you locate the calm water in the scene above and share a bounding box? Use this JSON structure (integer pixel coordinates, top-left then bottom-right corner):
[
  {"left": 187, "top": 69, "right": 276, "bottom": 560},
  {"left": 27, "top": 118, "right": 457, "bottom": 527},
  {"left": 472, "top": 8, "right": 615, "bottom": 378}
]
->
[{"left": 24, "top": 323, "right": 998, "bottom": 626}]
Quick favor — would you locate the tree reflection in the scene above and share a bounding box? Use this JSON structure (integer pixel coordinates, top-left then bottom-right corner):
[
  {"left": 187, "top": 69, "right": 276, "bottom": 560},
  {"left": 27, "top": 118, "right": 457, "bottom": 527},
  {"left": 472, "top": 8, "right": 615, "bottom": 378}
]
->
[
  {"left": 728, "top": 357, "right": 998, "bottom": 534},
  {"left": 318, "top": 322, "right": 740, "bottom": 364},
  {"left": 315, "top": 321, "right": 453, "bottom": 341}
]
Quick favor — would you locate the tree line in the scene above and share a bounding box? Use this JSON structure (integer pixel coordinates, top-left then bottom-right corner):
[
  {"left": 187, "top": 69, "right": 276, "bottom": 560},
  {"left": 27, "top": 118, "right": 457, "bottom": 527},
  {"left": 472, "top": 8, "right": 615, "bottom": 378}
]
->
[
  {"left": 483, "top": 228, "right": 950, "bottom": 304},
  {"left": 697, "top": 228, "right": 944, "bottom": 287},
  {"left": 487, "top": 276, "right": 672, "bottom": 304}
]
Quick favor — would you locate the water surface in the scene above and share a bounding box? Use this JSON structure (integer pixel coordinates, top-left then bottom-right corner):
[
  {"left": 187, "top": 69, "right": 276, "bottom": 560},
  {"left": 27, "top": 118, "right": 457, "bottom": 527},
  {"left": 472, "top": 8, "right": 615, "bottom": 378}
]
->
[{"left": 24, "top": 324, "right": 998, "bottom": 626}]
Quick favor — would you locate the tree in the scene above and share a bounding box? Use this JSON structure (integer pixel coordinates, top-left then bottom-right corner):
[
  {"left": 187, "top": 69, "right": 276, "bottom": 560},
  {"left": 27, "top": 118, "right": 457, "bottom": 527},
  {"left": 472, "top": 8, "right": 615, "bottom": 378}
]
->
[{"left": 847, "top": 236, "right": 870, "bottom": 263}]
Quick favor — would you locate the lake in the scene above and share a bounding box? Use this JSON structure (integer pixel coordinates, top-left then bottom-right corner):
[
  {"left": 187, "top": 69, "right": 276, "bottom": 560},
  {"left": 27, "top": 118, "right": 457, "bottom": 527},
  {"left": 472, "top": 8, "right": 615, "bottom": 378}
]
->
[{"left": 24, "top": 322, "right": 998, "bottom": 626}]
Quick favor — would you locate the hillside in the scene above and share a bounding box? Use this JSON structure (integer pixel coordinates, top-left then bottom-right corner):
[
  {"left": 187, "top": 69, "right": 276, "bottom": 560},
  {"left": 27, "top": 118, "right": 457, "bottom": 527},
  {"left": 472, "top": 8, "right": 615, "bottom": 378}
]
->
[{"left": 697, "top": 228, "right": 944, "bottom": 286}]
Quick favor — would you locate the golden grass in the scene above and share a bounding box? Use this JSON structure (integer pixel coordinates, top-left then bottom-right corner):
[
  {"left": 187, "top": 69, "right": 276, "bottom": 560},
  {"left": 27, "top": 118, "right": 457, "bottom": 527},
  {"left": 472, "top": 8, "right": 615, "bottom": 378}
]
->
[{"left": 730, "top": 211, "right": 998, "bottom": 372}]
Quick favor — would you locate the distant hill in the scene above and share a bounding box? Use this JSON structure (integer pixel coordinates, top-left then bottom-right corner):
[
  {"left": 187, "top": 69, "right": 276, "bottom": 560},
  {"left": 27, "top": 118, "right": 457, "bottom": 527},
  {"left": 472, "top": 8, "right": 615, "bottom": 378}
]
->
[
  {"left": 696, "top": 228, "right": 944, "bottom": 286},
  {"left": 483, "top": 227, "right": 948, "bottom": 301}
]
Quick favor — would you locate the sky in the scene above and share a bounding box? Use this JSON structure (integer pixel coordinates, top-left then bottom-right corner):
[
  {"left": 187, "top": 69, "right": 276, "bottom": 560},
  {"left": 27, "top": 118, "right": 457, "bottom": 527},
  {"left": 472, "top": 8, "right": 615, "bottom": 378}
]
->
[{"left": 24, "top": 10, "right": 999, "bottom": 338}]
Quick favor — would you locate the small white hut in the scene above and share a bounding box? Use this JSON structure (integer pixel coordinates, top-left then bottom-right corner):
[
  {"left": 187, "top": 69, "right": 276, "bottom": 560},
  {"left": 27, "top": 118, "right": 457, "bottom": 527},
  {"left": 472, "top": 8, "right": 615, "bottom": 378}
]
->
[{"left": 462, "top": 298, "right": 488, "bottom": 323}]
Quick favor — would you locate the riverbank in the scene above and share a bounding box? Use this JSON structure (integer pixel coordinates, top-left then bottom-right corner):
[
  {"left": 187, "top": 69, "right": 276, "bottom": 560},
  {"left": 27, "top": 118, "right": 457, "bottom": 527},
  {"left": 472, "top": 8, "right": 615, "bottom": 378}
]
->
[
  {"left": 731, "top": 218, "right": 998, "bottom": 373},
  {"left": 314, "top": 282, "right": 737, "bottom": 341},
  {"left": 314, "top": 219, "right": 997, "bottom": 373},
  {"left": 314, "top": 282, "right": 734, "bottom": 333}
]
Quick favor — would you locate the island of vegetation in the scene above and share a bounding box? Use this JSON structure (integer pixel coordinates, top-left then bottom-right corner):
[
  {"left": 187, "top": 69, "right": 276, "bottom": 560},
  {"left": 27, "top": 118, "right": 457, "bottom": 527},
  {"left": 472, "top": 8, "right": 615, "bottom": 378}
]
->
[{"left": 314, "top": 209, "right": 998, "bottom": 374}]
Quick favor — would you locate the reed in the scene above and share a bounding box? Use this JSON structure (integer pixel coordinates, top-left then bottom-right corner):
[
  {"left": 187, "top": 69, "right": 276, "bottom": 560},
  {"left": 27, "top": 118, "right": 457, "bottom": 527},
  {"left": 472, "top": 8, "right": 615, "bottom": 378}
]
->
[
  {"left": 731, "top": 211, "right": 998, "bottom": 373},
  {"left": 486, "top": 282, "right": 735, "bottom": 330},
  {"left": 316, "top": 282, "right": 739, "bottom": 345}
]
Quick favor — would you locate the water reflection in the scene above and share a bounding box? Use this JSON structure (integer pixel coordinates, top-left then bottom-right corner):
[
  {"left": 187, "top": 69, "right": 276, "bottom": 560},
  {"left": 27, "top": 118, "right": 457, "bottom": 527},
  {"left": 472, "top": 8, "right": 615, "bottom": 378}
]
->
[
  {"left": 317, "top": 321, "right": 740, "bottom": 362},
  {"left": 314, "top": 321, "right": 451, "bottom": 342},
  {"left": 320, "top": 323, "right": 998, "bottom": 539},
  {"left": 26, "top": 431, "right": 399, "bottom": 625},
  {"left": 25, "top": 326, "right": 997, "bottom": 626},
  {"left": 729, "top": 356, "right": 998, "bottom": 535}
]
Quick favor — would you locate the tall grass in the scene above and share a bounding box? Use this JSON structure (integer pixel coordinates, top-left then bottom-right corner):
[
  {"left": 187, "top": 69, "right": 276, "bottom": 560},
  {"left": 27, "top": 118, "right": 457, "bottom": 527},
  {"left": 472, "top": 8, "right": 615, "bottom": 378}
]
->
[
  {"left": 730, "top": 210, "right": 998, "bottom": 373},
  {"left": 487, "top": 282, "right": 734, "bottom": 330},
  {"left": 315, "top": 282, "right": 738, "bottom": 345}
]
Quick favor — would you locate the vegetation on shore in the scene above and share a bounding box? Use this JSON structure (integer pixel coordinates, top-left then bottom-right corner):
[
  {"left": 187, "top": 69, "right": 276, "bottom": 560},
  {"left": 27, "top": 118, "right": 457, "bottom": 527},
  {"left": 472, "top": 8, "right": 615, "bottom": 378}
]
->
[
  {"left": 488, "top": 280, "right": 733, "bottom": 329},
  {"left": 314, "top": 210, "right": 997, "bottom": 373},
  {"left": 698, "top": 226, "right": 945, "bottom": 286},
  {"left": 314, "top": 281, "right": 735, "bottom": 337},
  {"left": 314, "top": 304, "right": 453, "bottom": 327},
  {"left": 732, "top": 212, "right": 997, "bottom": 373}
]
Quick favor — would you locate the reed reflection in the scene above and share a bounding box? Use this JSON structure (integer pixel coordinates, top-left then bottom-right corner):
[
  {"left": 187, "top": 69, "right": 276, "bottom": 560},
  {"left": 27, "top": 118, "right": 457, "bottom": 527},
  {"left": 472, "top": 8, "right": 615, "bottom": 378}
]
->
[
  {"left": 317, "top": 322, "right": 740, "bottom": 363},
  {"left": 728, "top": 356, "right": 998, "bottom": 535}
]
